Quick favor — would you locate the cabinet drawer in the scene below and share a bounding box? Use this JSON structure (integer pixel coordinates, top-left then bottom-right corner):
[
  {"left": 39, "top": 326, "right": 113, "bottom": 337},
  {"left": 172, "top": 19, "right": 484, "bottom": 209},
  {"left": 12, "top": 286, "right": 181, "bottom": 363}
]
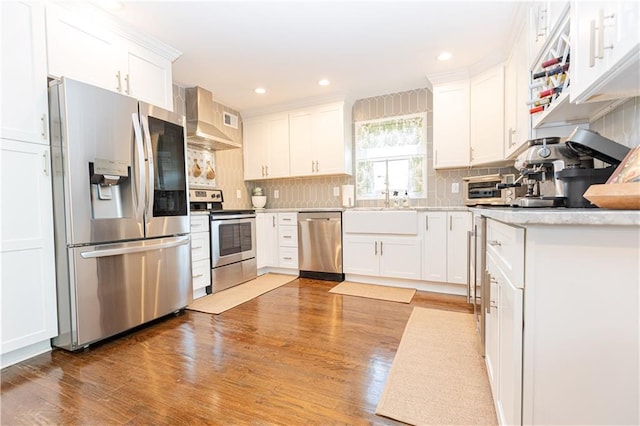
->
[
  {"left": 190, "top": 215, "right": 209, "bottom": 231},
  {"left": 191, "top": 258, "right": 211, "bottom": 291},
  {"left": 278, "top": 225, "right": 298, "bottom": 247},
  {"left": 190, "top": 232, "right": 210, "bottom": 262},
  {"left": 278, "top": 247, "right": 298, "bottom": 269},
  {"left": 486, "top": 219, "right": 524, "bottom": 287},
  {"left": 278, "top": 212, "right": 297, "bottom": 226}
]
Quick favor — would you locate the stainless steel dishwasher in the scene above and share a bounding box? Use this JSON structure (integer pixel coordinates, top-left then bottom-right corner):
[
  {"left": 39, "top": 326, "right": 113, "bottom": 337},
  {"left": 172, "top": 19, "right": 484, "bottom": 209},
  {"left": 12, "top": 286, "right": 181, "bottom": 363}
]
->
[{"left": 297, "top": 211, "right": 344, "bottom": 282}]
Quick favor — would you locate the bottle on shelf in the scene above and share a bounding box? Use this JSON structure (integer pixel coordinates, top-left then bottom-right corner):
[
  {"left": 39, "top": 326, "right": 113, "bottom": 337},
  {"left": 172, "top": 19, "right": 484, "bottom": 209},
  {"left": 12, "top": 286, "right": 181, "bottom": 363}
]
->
[
  {"left": 541, "top": 53, "right": 570, "bottom": 68},
  {"left": 532, "top": 63, "right": 569, "bottom": 80}
]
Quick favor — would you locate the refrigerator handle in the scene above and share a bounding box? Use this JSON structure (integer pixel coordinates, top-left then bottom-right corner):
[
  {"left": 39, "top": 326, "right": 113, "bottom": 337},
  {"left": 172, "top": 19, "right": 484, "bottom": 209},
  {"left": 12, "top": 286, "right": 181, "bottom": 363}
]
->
[
  {"left": 140, "top": 114, "right": 155, "bottom": 222},
  {"left": 132, "top": 113, "right": 146, "bottom": 222},
  {"left": 467, "top": 230, "right": 473, "bottom": 303},
  {"left": 80, "top": 237, "right": 189, "bottom": 259}
]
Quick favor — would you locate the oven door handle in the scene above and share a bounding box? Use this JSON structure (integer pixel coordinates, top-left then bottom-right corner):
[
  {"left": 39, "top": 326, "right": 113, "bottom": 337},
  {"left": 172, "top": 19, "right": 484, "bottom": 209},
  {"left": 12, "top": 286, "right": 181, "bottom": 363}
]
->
[{"left": 211, "top": 214, "right": 256, "bottom": 221}]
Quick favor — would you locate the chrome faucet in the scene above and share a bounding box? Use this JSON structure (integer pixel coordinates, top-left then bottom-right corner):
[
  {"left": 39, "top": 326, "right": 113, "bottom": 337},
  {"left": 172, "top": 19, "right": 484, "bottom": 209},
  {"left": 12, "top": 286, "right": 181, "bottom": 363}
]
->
[{"left": 382, "top": 175, "right": 390, "bottom": 208}]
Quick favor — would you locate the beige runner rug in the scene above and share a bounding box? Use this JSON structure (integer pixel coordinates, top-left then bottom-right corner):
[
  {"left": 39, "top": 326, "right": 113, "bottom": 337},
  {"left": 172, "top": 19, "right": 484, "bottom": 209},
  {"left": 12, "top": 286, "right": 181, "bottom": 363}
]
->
[
  {"left": 376, "top": 307, "right": 497, "bottom": 425},
  {"left": 187, "top": 273, "right": 295, "bottom": 315},
  {"left": 329, "top": 281, "right": 415, "bottom": 303}
]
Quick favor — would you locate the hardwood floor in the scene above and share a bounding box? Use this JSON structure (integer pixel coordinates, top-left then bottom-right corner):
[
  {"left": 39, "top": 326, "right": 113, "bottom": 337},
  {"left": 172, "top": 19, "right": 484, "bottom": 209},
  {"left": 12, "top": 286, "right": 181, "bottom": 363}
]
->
[{"left": 1, "top": 278, "right": 473, "bottom": 425}]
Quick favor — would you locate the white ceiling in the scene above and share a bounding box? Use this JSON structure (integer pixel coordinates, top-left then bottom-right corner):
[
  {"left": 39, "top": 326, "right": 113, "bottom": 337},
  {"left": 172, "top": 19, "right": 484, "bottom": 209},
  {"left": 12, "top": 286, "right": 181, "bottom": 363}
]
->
[{"left": 105, "top": 1, "right": 520, "bottom": 115}]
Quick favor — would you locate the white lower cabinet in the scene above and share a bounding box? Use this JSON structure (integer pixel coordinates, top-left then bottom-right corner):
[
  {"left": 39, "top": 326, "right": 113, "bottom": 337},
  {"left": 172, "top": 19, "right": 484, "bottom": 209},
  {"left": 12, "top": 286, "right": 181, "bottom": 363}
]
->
[
  {"left": 485, "top": 218, "right": 525, "bottom": 426},
  {"left": 256, "top": 212, "right": 277, "bottom": 270},
  {"left": 190, "top": 215, "right": 210, "bottom": 299},
  {"left": 277, "top": 213, "right": 298, "bottom": 269},
  {"left": 256, "top": 212, "right": 298, "bottom": 272},
  {"left": 1, "top": 140, "right": 57, "bottom": 367},
  {"left": 343, "top": 235, "right": 421, "bottom": 280},
  {"left": 421, "top": 211, "right": 472, "bottom": 285}
]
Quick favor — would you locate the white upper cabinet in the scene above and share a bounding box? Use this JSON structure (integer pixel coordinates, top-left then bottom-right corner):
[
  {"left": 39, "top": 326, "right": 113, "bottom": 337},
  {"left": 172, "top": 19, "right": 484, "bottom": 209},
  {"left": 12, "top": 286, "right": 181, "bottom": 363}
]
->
[
  {"left": 125, "top": 44, "right": 174, "bottom": 110},
  {"left": 570, "top": 1, "right": 640, "bottom": 103},
  {"left": 243, "top": 113, "right": 290, "bottom": 180},
  {"left": 1, "top": 1, "right": 48, "bottom": 144},
  {"left": 45, "top": 3, "right": 179, "bottom": 110},
  {"left": 433, "top": 81, "right": 470, "bottom": 169},
  {"left": 505, "top": 23, "right": 532, "bottom": 158},
  {"left": 470, "top": 65, "right": 505, "bottom": 165},
  {"left": 289, "top": 102, "right": 351, "bottom": 177},
  {"left": 530, "top": 1, "right": 570, "bottom": 62},
  {"left": 244, "top": 101, "right": 352, "bottom": 180}
]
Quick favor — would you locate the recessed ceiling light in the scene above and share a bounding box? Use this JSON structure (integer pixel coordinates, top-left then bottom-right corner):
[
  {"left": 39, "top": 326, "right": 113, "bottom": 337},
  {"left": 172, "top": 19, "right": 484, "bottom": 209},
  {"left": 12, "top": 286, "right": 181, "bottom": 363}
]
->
[
  {"left": 94, "top": 0, "right": 124, "bottom": 11},
  {"left": 318, "top": 79, "right": 330, "bottom": 86},
  {"left": 254, "top": 87, "right": 266, "bottom": 95},
  {"left": 437, "top": 51, "right": 452, "bottom": 61}
]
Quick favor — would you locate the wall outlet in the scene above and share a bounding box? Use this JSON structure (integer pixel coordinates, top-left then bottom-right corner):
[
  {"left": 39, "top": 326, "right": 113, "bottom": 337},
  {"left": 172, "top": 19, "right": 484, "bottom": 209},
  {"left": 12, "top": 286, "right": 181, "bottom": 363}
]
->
[
  {"left": 333, "top": 186, "right": 340, "bottom": 197},
  {"left": 236, "top": 189, "right": 242, "bottom": 199},
  {"left": 451, "top": 182, "right": 460, "bottom": 194},
  {"left": 274, "top": 189, "right": 279, "bottom": 199}
]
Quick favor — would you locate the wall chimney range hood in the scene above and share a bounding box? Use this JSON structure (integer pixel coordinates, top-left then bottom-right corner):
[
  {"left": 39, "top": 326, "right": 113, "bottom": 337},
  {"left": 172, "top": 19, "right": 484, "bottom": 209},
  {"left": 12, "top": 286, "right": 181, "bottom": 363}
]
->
[{"left": 185, "top": 86, "right": 240, "bottom": 150}]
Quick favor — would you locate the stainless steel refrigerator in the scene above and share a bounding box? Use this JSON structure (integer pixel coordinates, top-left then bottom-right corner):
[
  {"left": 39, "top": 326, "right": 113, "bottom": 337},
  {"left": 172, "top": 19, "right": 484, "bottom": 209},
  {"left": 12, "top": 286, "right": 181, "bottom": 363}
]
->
[{"left": 49, "top": 77, "right": 192, "bottom": 350}]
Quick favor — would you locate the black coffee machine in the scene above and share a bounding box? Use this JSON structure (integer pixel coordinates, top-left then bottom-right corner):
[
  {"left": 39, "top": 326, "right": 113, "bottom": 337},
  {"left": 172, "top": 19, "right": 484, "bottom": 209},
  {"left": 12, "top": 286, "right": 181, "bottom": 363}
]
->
[
  {"left": 508, "top": 129, "right": 630, "bottom": 208},
  {"left": 559, "top": 128, "right": 630, "bottom": 207}
]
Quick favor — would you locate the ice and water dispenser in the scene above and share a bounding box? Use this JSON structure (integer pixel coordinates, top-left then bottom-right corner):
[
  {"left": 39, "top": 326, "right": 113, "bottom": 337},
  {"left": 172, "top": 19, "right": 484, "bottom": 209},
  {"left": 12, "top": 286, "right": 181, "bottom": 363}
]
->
[{"left": 89, "top": 158, "right": 133, "bottom": 219}]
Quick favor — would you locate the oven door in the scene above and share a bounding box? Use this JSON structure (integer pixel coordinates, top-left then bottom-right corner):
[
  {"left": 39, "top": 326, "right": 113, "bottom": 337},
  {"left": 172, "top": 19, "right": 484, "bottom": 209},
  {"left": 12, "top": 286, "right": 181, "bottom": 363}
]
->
[{"left": 210, "top": 216, "right": 256, "bottom": 268}]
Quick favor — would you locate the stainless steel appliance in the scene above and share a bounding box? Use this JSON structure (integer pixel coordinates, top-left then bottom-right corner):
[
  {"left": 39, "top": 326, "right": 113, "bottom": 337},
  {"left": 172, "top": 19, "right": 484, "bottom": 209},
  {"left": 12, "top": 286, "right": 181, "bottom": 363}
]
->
[
  {"left": 469, "top": 212, "right": 486, "bottom": 351},
  {"left": 507, "top": 131, "right": 629, "bottom": 207},
  {"left": 462, "top": 174, "right": 525, "bottom": 206},
  {"left": 192, "top": 189, "right": 257, "bottom": 293},
  {"left": 185, "top": 86, "right": 240, "bottom": 150},
  {"left": 49, "top": 77, "right": 192, "bottom": 350},
  {"left": 297, "top": 211, "right": 344, "bottom": 282}
]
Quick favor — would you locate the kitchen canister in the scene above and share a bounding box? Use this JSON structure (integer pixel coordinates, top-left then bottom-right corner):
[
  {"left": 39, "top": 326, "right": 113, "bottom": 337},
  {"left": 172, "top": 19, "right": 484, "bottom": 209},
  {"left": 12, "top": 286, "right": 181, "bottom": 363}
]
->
[{"left": 341, "top": 184, "right": 355, "bottom": 208}]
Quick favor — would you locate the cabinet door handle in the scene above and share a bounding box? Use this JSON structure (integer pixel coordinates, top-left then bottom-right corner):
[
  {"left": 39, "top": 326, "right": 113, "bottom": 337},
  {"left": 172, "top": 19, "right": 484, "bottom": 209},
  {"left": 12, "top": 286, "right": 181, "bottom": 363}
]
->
[
  {"left": 41, "top": 114, "right": 47, "bottom": 140},
  {"left": 487, "top": 240, "right": 501, "bottom": 246},
  {"left": 283, "top": 256, "right": 292, "bottom": 260},
  {"left": 597, "top": 9, "right": 605, "bottom": 60},
  {"left": 192, "top": 245, "right": 203, "bottom": 249},
  {"left": 374, "top": 241, "right": 378, "bottom": 255},
  {"left": 272, "top": 216, "right": 276, "bottom": 227},
  {"left": 425, "top": 216, "right": 429, "bottom": 230},
  {"left": 589, "top": 19, "right": 597, "bottom": 67},
  {"left": 283, "top": 235, "right": 292, "bottom": 239},
  {"left": 265, "top": 165, "right": 268, "bottom": 176},
  {"left": 42, "top": 151, "right": 49, "bottom": 176},
  {"left": 449, "top": 216, "right": 453, "bottom": 231},
  {"left": 311, "top": 161, "right": 314, "bottom": 172},
  {"left": 380, "top": 241, "right": 383, "bottom": 256},
  {"left": 125, "top": 73, "right": 131, "bottom": 95},
  {"left": 116, "top": 71, "right": 122, "bottom": 92},
  {"left": 192, "top": 273, "right": 204, "bottom": 278},
  {"left": 485, "top": 271, "right": 491, "bottom": 314}
]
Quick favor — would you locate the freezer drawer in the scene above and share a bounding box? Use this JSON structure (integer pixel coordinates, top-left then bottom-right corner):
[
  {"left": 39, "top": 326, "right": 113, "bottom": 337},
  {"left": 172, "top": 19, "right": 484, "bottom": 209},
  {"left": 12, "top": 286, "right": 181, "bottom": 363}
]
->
[{"left": 53, "top": 236, "right": 192, "bottom": 350}]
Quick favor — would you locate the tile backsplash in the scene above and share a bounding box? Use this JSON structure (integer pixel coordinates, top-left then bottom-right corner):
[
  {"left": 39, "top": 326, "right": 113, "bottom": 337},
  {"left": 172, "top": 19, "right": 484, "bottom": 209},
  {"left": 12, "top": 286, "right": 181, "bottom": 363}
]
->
[
  {"left": 590, "top": 96, "right": 639, "bottom": 149},
  {"left": 175, "top": 83, "right": 639, "bottom": 210}
]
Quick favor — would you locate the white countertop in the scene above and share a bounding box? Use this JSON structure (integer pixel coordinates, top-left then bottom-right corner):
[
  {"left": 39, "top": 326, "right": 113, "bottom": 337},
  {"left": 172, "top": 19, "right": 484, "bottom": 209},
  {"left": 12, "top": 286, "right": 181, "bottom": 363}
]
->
[{"left": 471, "top": 207, "right": 640, "bottom": 226}]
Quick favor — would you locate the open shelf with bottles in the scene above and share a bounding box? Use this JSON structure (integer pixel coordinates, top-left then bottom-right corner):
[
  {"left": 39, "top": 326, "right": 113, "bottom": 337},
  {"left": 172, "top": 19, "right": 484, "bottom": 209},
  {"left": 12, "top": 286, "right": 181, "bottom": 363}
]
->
[{"left": 530, "top": 7, "right": 615, "bottom": 128}]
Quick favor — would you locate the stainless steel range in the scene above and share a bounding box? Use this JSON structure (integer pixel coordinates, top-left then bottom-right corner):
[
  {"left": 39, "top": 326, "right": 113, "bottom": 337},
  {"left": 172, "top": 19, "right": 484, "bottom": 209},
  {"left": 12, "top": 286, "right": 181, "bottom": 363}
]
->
[{"left": 189, "top": 189, "right": 257, "bottom": 293}]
